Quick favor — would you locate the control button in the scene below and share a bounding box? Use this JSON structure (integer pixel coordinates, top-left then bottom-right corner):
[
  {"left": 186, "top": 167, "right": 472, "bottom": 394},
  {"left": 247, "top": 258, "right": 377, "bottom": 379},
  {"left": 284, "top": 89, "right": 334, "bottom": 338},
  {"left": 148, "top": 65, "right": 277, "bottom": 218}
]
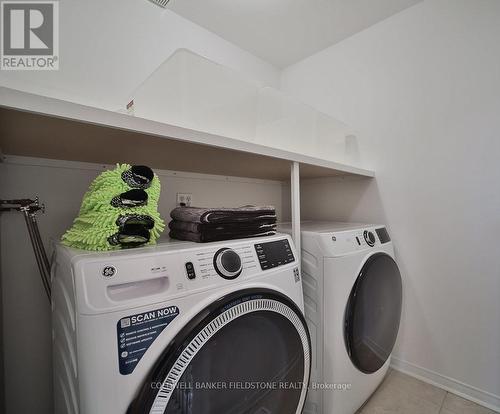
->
[
  {"left": 293, "top": 268, "right": 300, "bottom": 283},
  {"left": 213, "top": 248, "right": 242, "bottom": 280},
  {"left": 364, "top": 230, "right": 376, "bottom": 247},
  {"left": 185, "top": 262, "right": 196, "bottom": 280}
]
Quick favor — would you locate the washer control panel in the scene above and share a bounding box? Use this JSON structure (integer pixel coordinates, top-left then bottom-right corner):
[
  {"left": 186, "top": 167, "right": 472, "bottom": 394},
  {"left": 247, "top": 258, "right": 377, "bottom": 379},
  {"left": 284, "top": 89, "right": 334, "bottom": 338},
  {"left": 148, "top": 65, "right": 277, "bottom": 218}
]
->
[
  {"left": 74, "top": 234, "right": 297, "bottom": 313},
  {"left": 255, "top": 239, "right": 295, "bottom": 270}
]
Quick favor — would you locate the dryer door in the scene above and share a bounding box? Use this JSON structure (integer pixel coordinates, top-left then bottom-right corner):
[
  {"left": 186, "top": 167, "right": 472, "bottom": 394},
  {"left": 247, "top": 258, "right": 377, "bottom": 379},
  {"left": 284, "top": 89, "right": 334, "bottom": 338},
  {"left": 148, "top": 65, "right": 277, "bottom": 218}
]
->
[
  {"left": 344, "top": 253, "right": 402, "bottom": 374},
  {"left": 128, "top": 289, "right": 311, "bottom": 414}
]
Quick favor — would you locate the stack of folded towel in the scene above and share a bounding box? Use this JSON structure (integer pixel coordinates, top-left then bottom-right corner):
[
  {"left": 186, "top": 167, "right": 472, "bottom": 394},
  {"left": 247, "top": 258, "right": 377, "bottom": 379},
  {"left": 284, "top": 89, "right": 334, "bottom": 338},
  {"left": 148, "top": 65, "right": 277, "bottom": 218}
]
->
[{"left": 169, "top": 205, "right": 277, "bottom": 242}]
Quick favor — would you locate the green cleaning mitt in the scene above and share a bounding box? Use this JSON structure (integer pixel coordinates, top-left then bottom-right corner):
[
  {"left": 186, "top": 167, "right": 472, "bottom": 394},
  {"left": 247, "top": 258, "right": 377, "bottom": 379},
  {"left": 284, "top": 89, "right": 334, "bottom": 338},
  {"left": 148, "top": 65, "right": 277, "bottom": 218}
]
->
[{"left": 62, "top": 164, "right": 165, "bottom": 251}]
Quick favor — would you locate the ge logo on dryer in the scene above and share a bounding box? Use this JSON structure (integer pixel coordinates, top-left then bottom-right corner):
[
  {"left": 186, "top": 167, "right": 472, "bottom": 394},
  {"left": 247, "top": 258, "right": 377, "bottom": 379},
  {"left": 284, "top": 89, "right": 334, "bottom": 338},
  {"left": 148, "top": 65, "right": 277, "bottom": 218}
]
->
[{"left": 102, "top": 265, "right": 116, "bottom": 278}]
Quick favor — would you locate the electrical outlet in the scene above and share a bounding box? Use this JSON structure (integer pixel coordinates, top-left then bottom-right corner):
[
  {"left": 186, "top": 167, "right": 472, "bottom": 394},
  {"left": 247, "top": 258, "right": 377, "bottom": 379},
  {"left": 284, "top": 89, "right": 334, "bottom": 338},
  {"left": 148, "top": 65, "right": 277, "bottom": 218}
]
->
[{"left": 176, "top": 193, "right": 192, "bottom": 207}]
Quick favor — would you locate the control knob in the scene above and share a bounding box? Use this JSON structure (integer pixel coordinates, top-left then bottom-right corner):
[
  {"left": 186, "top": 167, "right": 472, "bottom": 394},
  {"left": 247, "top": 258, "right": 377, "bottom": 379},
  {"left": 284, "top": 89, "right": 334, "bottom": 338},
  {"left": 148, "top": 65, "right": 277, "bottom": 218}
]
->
[
  {"left": 364, "top": 230, "right": 376, "bottom": 247},
  {"left": 213, "top": 248, "right": 242, "bottom": 279}
]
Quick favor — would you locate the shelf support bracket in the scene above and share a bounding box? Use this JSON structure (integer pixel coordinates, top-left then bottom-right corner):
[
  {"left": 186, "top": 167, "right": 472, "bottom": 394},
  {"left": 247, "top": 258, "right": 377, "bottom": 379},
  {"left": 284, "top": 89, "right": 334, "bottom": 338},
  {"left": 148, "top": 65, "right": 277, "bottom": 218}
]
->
[{"left": 290, "top": 161, "right": 301, "bottom": 265}]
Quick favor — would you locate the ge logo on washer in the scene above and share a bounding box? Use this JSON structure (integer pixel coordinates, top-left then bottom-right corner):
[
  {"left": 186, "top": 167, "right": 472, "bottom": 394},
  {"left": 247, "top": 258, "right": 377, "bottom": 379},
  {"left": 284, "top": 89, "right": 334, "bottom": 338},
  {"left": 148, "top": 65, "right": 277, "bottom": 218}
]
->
[{"left": 102, "top": 266, "right": 116, "bottom": 278}]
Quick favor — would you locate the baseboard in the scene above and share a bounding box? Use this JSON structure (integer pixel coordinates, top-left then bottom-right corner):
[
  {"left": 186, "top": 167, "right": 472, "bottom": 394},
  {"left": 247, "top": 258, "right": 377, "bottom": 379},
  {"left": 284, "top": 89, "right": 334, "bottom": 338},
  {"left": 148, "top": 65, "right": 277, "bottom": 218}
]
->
[{"left": 390, "top": 356, "right": 500, "bottom": 413}]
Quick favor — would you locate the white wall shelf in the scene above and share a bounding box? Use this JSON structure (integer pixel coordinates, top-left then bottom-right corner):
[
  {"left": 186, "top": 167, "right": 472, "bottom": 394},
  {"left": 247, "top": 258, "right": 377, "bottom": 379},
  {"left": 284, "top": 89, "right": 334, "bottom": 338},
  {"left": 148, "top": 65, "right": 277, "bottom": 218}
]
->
[{"left": 0, "top": 87, "right": 374, "bottom": 181}]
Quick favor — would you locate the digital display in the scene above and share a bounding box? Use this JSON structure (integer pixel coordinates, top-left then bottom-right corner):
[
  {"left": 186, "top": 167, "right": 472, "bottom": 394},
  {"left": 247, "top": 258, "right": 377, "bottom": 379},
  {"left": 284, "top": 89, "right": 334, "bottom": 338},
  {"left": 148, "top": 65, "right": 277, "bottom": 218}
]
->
[
  {"left": 254, "top": 239, "right": 295, "bottom": 270},
  {"left": 376, "top": 227, "right": 391, "bottom": 244}
]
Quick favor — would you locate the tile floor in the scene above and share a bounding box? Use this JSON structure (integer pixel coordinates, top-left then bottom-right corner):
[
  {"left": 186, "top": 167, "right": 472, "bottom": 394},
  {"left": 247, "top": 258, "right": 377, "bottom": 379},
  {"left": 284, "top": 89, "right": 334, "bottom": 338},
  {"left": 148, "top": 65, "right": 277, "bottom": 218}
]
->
[{"left": 357, "top": 370, "right": 497, "bottom": 414}]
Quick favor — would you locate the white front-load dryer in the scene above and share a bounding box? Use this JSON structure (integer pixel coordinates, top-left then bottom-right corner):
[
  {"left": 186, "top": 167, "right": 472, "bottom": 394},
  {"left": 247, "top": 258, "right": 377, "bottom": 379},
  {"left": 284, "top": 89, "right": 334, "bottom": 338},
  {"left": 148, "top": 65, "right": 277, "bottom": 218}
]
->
[
  {"left": 51, "top": 234, "right": 311, "bottom": 414},
  {"left": 280, "top": 222, "right": 402, "bottom": 414}
]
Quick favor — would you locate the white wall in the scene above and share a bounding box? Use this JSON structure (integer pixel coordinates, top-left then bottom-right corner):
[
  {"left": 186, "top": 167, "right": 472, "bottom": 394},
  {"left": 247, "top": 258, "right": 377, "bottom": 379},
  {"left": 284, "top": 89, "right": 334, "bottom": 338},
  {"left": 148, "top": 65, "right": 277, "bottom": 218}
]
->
[
  {"left": 0, "top": 0, "right": 280, "bottom": 111},
  {"left": 0, "top": 156, "right": 286, "bottom": 414},
  {"left": 282, "top": 0, "right": 500, "bottom": 409}
]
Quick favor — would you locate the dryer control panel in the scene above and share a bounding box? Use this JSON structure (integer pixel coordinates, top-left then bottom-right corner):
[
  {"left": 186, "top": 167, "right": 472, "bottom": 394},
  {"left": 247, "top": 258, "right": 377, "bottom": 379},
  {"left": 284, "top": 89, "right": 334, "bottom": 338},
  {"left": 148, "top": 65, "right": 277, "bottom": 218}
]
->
[
  {"left": 255, "top": 239, "right": 295, "bottom": 270},
  {"left": 350, "top": 227, "right": 391, "bottom": 249},
  {"left": 315, "top": 226, "right": 392, "bottom": 257}
]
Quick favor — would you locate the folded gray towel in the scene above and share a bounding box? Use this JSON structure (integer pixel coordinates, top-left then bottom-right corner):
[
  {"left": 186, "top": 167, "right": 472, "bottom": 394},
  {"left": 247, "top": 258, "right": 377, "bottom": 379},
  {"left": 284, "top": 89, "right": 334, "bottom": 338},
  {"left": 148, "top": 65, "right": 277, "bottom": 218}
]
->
[
  {"left": 168, "top": 220, "right": 276, "bottom": 234},
  {"left": 169, "top": 229, "right": 276, "bottom": 243},
  {"left": 170, "top": 205, "right": 276, "bottom": 224}
]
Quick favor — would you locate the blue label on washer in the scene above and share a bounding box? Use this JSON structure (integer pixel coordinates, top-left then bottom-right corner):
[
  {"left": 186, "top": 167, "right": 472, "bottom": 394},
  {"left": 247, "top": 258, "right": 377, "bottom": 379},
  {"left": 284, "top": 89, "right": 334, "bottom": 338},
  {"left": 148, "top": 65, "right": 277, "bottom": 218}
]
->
[{"left": 117, "top": 306, "right": 179, "bottom": 375}]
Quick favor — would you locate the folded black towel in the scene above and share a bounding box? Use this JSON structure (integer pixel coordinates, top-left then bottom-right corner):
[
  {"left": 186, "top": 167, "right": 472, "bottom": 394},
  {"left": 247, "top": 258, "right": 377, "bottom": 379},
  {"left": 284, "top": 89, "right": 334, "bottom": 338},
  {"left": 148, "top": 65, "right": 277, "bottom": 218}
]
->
[
  {"left": 169, "top": 229, "right": 276, "bottom": 243},
  {"left": 170, "top": 205, "right": 276, "bottom": 224},
  {"left": 168, "top": 220, "right": 276, "bottom": 234}
]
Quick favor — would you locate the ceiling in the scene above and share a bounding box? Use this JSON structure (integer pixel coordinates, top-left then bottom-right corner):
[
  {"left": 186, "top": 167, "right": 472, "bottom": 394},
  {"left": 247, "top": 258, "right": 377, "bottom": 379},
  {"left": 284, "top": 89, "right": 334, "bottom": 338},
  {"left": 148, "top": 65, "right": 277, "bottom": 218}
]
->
[{"left": 167, "top": 0, "right": 422, "bottom": 68}]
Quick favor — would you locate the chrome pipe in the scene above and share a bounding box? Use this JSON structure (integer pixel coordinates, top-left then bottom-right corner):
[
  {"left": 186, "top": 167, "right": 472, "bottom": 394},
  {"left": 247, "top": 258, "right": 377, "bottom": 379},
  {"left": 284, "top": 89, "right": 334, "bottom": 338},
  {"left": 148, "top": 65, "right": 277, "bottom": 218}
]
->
[
  {"left": 30, "top": 211, "right": 51, "bottom": 275},
  {"left": 1, "top": 198, "right": 51, "bottom": 303},
  {"left": 21, "top": 208, "right": 51, "bottom": 302}
]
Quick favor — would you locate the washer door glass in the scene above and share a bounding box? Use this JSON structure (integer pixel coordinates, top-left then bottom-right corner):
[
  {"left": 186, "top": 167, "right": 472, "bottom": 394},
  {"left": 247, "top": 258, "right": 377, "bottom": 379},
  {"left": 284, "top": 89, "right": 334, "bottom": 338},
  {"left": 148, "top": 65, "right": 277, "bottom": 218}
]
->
[
  {"left": 344, "top": 253, "right": 402, "bottom": 374},
  {"left": 128, "top": 289, "right": 311, "bottom": 414}
]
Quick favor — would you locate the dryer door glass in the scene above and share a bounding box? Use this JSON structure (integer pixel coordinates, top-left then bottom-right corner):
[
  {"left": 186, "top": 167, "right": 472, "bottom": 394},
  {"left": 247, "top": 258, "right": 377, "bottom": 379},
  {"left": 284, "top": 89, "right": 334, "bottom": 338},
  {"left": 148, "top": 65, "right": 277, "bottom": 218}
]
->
[
  {"left": 344, "top": 253, "right": 402, "bottom": 374},
  {"left": 128, "top": 289, "right": 311, "bottom": 414}
]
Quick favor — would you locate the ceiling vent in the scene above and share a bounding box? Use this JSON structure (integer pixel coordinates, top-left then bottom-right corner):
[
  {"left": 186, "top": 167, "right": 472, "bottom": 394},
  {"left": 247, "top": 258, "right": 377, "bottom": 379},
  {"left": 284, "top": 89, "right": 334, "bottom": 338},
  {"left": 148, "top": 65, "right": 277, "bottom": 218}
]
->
[{"left": 148, "top": 0, "right": 170, "bottom": 8}]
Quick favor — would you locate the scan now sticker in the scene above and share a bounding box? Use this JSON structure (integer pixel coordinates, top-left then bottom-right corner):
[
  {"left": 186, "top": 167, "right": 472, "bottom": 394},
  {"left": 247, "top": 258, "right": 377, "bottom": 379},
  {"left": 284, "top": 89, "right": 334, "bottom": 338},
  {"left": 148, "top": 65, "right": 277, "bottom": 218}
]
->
[{"left": 1, "top": 1, "right": 59, "bottom": 70}]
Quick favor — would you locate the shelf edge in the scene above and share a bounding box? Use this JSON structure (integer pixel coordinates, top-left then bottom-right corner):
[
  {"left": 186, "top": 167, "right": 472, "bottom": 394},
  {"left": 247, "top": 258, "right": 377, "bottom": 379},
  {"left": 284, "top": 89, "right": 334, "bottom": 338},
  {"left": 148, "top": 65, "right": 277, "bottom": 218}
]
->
[{"left": 0, "top": 87, "right": 375, "bottom": 178}]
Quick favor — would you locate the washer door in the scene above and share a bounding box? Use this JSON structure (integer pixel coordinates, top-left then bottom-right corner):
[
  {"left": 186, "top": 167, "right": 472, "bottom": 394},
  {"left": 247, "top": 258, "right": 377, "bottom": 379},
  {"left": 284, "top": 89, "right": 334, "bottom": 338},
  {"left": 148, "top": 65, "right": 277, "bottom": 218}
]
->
[
  {"left": 128, "top": 289, "right": 311, "bottom": 414},
  {"left": 344, "top": 253, "right": 402, "bottom": 374}
]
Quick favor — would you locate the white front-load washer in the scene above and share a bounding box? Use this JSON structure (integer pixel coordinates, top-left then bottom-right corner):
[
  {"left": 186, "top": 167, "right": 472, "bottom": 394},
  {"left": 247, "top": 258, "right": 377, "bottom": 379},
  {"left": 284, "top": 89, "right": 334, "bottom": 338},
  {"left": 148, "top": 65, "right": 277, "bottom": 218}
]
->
[
  {"left": 280, "top": 222, "right": 402, "bottom": 414},
  {"left": 51, "top": 234, "right": 311, "bottom": 414}
]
